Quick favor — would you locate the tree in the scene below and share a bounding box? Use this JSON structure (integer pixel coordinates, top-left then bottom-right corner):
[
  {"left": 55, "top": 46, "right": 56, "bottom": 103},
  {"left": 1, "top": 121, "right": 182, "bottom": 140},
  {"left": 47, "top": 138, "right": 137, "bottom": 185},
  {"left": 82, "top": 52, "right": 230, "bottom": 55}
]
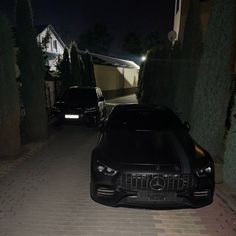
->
[
  {"left": 139, "top": 42, "right": 174, "bottom": 108},
  {"left": 16, "top": 0, "right": 48, "bottom": 142},
  {"left": 78, "top": 23, "right": 113, "bottom": 54},
  {"left": 0, "top": 15, "right": 21, "bottom": 156},
  {"left": 189, "top": 0, "right": 236, "bottom": 158},
  {"left": 57, "top": 48, "right": 71, "bottom": 94},
  {"left": 81, "top": 52, "right": 96, "bottom": 87},
  {"left": 70, "top": 42, "right": 83, "bottom": 86},
  {"left": 224, "top": 91, "right": 236, "bottom": 190},
  {"left": 136, "top": 61, "right": 145, "bottom": 102},
  {"left": 122, "top": 32, "right": 142, "bottom": 55},
  {"left": 142, "top": 31, "right": 161, "bottom": 52},
  {"left": 39, "top": 28, "right": 51, "bottom": 72},
  {"left": 174, "top": 0, "right": 202, "bottom": 121}
]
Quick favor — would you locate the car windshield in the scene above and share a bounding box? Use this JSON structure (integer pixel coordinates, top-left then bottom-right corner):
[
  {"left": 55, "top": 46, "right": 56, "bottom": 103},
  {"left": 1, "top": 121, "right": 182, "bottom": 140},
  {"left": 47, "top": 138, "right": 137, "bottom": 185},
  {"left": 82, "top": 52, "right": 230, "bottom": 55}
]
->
[
  {"left": 107, "top": 108, "right": 183, "bottom": 131},
  {"left": 62, "top": 88, "right": 97, "bottom": 105}
]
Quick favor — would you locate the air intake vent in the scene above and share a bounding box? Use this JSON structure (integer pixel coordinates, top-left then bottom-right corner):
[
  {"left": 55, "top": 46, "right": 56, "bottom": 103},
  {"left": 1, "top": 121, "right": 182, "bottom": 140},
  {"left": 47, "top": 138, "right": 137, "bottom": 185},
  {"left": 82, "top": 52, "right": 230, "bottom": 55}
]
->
[
  {"left": 97, "top": 187, "right": 115, "bottom": 196},
  {"left": 193, "top": 190, "right": 209, "bottom": 197}
]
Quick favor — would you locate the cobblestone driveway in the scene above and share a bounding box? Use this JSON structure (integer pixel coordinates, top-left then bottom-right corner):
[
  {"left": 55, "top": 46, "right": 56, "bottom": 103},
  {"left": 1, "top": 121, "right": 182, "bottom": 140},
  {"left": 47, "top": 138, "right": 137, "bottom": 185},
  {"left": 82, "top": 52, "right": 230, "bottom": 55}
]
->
[{"left": 0, "top": 126, "right": 235, "bottom": 236}]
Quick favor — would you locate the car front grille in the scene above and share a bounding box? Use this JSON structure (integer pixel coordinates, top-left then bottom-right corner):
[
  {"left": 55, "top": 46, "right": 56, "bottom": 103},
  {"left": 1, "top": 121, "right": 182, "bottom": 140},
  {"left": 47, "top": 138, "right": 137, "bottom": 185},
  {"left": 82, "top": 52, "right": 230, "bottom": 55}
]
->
[{"left": 117, "top": 173, "right": 194, "bottom": 192}]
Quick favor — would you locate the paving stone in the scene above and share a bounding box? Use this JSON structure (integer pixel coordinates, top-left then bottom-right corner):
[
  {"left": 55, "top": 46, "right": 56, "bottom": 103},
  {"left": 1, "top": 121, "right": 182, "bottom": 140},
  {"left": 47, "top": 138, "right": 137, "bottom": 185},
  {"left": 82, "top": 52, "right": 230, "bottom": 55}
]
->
[{"left": 0, "top": 125, "right": 236, "bottom": 236}]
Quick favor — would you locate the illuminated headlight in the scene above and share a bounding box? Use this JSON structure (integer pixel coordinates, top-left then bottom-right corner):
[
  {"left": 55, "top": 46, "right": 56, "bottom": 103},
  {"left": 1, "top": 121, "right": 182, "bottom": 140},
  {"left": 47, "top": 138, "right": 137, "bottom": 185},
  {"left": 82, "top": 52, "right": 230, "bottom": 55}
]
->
[
  {"left": 65, "top": 114, "right": 79, "bottom": 119},
  {"left": 85, "top": 107, "right": 97, "bottom": 113},
  {"left": 196, "top": 166, "right": 212, "bottom": 177},
  {"left": 96, "top": 162, "right": 117, "bottom": 176}
]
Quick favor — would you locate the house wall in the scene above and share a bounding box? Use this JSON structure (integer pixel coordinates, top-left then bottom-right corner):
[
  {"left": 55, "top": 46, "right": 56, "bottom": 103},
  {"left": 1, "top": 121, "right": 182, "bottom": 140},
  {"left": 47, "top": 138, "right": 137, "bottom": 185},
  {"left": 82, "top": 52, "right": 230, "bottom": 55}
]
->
[
  {"left": 37, "top": 27, "right": 64, "bottom": 71},
  {"left": 174, "top": 0, "right": 235, "bottom": 77},
  {"left": 200, "top": 0, "right": 211, "bottom": 37},
  {"left": 173, "top": 0, "right": 211, "bottom": 43},
  {"left": 94, "top": 64, "right": 139, "bottom": 99},
  {"left": 173, "top": 0, "right": 189, "bottom": 42}
]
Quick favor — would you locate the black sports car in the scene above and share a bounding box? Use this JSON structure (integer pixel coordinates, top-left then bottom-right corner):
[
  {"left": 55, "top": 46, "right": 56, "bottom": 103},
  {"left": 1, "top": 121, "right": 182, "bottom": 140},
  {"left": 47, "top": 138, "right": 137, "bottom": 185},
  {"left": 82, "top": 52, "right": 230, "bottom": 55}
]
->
[{"left": 90, "top": 104, "right": 215, "bottom": 208}]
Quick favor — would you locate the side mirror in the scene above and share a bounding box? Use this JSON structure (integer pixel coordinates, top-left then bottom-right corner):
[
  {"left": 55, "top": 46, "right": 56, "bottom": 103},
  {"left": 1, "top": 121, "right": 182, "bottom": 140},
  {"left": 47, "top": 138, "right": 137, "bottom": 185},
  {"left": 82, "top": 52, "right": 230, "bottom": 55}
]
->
[
  {"left": 98, "top": 96, "right": 104, "bottom": 102},
  {"left": 184, "top": 121, "right": 190, "bottom": 131}
]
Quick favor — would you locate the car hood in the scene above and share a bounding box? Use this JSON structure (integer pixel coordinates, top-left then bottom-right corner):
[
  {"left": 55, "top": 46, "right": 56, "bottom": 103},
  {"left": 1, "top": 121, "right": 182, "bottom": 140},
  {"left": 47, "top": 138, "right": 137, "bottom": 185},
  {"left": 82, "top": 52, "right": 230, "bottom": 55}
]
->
[{"left": 99, "top": 130, "right": 194, "bottom": 173}]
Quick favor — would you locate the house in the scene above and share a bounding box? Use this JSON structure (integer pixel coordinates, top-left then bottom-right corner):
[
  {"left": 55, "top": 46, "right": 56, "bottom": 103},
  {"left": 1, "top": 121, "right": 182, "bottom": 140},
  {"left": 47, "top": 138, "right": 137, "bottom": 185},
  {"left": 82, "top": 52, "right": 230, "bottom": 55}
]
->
[
  {"left": 36, "top": 24, "right": 66, "bottom": 71},
  {"left": 173, "top": 0, "right": 211, "bottom": 42},
  {"left": 17, "top": 24, "right": 139, "bottom": 110},
  {"left": 34, "top": 25, "right": 66, "bottom": 110},
  {"left": 35, "top": 25, "right": 139, "bottom": 100}
]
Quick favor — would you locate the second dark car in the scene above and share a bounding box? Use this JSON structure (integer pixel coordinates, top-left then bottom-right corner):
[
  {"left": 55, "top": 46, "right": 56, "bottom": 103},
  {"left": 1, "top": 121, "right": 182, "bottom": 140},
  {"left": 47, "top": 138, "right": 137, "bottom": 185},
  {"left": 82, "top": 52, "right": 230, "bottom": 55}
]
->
[
  {"left": 90, "top": 104, "right": 215, "bottom": 208},
  {"left": 53, "top": 86, "right": 106, "bottom": 127}
]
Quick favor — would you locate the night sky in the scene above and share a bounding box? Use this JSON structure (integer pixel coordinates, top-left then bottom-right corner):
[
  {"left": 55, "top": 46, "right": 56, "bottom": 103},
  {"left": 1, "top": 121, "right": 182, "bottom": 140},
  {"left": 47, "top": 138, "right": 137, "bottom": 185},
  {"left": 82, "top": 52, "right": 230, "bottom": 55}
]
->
[{"left": 0, "top": 0, "right": 175, "bottom": 56}]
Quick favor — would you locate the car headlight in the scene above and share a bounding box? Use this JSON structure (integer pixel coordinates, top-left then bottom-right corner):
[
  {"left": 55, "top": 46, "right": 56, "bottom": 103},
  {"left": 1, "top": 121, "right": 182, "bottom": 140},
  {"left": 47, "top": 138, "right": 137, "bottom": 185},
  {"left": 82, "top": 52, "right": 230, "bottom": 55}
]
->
[
  {"left": 195, "top": 144, "right": 205, "bottom": 157},
  {"left": 196, "top": 165, "right": 212, "bottom": 177},
  {"left": 96, "top": 161, "right": 117, "bottom": 176}
]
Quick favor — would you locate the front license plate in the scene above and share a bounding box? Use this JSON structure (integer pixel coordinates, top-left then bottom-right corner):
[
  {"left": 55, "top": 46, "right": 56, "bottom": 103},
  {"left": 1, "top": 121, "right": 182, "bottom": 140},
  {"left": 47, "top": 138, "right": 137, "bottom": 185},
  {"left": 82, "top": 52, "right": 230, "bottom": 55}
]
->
[
  {"left": 138, "top": 192, "right": 167, "bottom": 201},
  {"left": 65, "top": 114, "right": 79, "bottom": 119}
]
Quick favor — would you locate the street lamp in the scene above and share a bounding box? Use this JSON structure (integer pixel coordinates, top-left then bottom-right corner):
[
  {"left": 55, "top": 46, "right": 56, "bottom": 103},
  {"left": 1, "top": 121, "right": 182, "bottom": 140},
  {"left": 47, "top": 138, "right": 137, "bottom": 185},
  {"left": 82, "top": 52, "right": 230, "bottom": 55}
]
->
[{"left": 141, "top": 56, "right": 146, "bottom": 62}]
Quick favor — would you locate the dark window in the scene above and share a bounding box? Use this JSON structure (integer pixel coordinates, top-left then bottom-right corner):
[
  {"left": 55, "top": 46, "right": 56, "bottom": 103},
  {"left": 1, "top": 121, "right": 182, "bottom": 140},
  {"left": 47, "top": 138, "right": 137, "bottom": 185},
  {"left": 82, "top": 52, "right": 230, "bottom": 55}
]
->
[
  {"left": 50, "top": 37, "right": 53, "bottom": 51},
  {"left": 63, "top": 88, "right": 97, "bottom": 105},
  {"left": 53, "top": 40, "right": 57, "bottom": 51}
]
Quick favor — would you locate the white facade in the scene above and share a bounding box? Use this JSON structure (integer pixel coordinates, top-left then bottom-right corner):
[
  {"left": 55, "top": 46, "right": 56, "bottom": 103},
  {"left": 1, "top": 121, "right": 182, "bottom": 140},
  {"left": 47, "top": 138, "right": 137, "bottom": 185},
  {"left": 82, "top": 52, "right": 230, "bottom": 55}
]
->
[
  {"left": 173, "top": 0, "right": 182, "bottom": 40},
  {"left": 36, "top": 25, "right": 66, "bottom": 71}
]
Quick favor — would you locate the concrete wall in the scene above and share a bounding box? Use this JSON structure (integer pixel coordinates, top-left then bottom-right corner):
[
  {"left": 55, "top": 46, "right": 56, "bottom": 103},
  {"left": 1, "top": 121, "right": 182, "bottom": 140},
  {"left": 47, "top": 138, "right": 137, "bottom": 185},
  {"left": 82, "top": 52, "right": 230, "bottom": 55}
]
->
[{"left": 94, "top": 64, "right": 139, "bottom": 99}]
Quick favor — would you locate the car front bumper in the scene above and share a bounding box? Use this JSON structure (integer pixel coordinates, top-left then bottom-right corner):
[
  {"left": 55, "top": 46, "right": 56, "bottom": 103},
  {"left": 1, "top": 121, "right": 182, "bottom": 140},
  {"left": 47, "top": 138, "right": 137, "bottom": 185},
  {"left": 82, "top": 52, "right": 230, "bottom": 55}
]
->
[
  {"left": 90, "top": 172, "right": 214, "bottom": 209},
  {"left": 55, "top": 111, "right": 99, "bottom": 125}
]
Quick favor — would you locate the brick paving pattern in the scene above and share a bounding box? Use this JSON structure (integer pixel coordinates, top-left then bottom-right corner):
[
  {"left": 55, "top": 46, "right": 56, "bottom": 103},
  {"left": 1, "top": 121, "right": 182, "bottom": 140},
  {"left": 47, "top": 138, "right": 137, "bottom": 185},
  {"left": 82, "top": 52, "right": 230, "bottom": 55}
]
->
[{"left": 0, "top": 126, "right": 236, "bottom": 236}]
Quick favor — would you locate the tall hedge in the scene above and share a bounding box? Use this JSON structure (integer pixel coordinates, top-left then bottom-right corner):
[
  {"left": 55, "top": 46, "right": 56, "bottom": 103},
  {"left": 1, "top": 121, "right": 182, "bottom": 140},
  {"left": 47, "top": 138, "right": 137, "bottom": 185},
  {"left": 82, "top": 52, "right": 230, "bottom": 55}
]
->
[
  {"left": 70, "top": 42, "right": 83, "bottom": 86},
  {"left": 81, "top": 51, "right": 96, "bottom": 87},
  {"left": 139, "top": 43, "right": 175, "bottom": 109},
  {"left": 224, "top": 93, "right": 236, "bottom": 190},
  {"left": 174, "top": 0, "right": 202, "bottom": 121},
  {"left": 57, "top": 48, "right": 71, "bottom": 94},
  {"left": 16, "top": 0, "right": 48, "bottom": 141},
  {"left": 190, "top": 0, "right": 235, "bottom": 158},
  {"left": 0, "top": 15, "right": 21, "bottom": 156}
]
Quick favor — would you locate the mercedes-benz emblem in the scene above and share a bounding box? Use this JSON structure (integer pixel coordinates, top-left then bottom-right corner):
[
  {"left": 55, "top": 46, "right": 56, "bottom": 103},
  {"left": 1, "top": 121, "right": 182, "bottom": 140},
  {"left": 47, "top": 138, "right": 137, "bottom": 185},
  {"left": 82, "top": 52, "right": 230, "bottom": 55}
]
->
[{"left": 150, "top": 176, "right": 165, "bottom": 191}]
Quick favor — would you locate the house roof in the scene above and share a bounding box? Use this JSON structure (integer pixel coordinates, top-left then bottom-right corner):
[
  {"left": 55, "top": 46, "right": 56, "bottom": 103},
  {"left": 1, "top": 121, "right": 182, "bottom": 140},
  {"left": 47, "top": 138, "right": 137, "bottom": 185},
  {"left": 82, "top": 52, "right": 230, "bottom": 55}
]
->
[
  {"left": 79, "top": 50, "right": 140, "bottom": 69},
  {"left": 13, "top": 24, "right": 67, "bottom": 50},
  {"left": 35, "top": 24, "right": 66, "bottom": 49}
]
